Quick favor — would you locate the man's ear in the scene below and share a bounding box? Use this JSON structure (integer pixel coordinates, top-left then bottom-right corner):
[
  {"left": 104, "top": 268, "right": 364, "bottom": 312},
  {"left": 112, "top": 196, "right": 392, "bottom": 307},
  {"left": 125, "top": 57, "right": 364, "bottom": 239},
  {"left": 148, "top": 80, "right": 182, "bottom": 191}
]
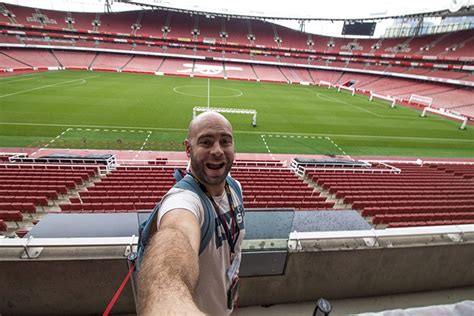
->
[{"left": 184, "top": 139, "right": 191, "bottom": 158}]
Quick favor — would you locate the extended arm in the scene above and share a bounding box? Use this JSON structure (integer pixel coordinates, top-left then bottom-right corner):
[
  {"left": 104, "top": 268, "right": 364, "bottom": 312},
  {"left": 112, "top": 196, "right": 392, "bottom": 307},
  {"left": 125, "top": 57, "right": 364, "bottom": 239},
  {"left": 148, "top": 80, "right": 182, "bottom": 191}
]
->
[{"left": 137, "top": 209, "right": 205, "bottom": 315}]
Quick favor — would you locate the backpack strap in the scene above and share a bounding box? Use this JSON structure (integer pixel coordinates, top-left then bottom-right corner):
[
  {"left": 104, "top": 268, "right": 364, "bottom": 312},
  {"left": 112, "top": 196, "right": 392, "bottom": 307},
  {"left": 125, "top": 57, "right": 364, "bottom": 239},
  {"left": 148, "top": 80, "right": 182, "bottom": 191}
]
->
[
  {"left": 174, "top": 175, "right": 215, "bottom": 255},
  {"left": 135, "top": 174, "right": 215, "bottom": 270},
  {"left": 226, "top": 176, "right": 243, "bottom": 205}
]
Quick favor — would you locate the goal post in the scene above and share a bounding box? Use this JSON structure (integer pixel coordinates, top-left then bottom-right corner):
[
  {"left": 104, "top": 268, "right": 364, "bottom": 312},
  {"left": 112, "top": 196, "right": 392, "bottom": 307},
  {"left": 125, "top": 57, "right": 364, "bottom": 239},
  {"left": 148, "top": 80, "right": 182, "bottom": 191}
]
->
[
  {"left": 318, "top": 80, "right": 332, "bottom": 89},
  {"left": 193, "top": 107, "right": 257, "bottom": 127},
  {"left": 409, "top": 94, "right": 433, "bottom": 107},
  {"left": 420, "top": 107, "right": 467, "bottom": 130},
  {"left": 369, "top": 92, "right": 396, "bottom": 108},
  {"left": 336, "top": 85, "right": 355, "bottom": 96}
]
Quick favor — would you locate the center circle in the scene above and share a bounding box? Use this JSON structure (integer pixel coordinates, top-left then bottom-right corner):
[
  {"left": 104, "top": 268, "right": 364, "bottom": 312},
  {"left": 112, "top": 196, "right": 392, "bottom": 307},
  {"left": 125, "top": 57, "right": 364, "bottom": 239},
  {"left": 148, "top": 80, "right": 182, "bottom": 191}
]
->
[{"left": 172, "top": 85, "right": 243, "bottom": 98}]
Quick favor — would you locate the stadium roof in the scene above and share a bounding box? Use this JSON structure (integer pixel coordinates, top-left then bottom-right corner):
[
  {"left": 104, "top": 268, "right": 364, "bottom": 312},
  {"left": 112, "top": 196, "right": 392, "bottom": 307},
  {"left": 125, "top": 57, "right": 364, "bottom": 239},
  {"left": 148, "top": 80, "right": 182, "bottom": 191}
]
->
[
  {"left": 122, "top": 0, "right": 474, "bottom": 21},
  {"left": 2, "top": 0, "right": 473, "bottom": 20}
]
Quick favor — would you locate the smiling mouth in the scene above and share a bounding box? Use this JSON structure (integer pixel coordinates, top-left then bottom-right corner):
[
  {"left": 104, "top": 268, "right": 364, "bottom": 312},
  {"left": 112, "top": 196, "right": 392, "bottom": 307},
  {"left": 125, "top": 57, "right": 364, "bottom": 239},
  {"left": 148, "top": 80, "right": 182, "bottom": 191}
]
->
[{"left": 206, "top": 162, "right": 225, "bottom": 170}]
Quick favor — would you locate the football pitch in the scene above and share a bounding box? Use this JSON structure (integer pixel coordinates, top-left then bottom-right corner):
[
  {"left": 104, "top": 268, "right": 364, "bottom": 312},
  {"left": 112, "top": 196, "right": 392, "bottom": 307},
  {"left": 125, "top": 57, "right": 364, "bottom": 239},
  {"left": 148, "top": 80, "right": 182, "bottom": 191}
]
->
[{"left": 0, "top": 70, "right": 473, "bottom": 158}]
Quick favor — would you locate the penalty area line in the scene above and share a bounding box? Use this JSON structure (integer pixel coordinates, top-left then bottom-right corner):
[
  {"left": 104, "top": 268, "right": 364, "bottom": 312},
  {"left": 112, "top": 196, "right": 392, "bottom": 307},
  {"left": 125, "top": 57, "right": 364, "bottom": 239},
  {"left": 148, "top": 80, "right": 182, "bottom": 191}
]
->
[
  {"left": 134, "top": 131, "right": 153, "bottom": 160},
  {"left": 30, "top": 128, "right": 73, "bottom": 156},
  {"left": 260, "top": 135, "right": 275, "bottom": 160}
]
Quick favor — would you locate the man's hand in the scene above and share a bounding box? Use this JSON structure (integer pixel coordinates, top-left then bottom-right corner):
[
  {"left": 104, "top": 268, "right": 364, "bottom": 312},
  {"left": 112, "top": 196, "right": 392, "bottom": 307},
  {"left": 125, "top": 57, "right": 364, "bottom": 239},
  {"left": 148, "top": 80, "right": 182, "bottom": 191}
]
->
[{"left": 138, "top": 209, "right": 205, "bottom": 315}]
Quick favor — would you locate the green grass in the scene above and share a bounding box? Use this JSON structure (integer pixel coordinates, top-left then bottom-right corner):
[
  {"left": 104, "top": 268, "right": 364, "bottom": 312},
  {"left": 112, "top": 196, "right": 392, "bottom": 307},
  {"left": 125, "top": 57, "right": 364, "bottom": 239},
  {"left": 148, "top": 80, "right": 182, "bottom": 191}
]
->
[{"left": 0, "top": 70, "right": 473, "bottom": 158}]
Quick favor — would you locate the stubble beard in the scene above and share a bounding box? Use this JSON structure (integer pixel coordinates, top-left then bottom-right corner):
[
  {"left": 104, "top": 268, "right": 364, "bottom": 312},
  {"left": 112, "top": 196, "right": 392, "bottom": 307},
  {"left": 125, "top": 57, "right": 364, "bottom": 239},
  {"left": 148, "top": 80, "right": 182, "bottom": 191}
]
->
[{"left": 189, "top": 154, "right": 232, "bottom": 187}]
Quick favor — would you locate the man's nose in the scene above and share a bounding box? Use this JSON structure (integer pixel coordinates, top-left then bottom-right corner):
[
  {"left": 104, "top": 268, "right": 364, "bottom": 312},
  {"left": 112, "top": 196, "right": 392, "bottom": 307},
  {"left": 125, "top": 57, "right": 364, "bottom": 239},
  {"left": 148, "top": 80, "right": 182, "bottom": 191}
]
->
[{"left": 210, "top": 141, "right": 224, "bottom": 156}]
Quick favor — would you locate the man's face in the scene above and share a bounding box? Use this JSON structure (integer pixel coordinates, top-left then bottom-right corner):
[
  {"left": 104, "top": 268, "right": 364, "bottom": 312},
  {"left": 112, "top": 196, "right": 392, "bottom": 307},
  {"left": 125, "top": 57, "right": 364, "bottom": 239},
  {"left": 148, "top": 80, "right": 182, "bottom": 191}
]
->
[{"left": 186, "top": 118, "right": 235, "bottom": 188}]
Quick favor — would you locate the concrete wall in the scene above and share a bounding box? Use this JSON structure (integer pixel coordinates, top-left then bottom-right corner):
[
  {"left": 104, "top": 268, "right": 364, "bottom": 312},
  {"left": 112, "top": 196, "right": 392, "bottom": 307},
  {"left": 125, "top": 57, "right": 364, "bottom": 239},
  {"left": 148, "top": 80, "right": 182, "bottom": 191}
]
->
[{"left": 1, "top": 237, "right": 473, "bottom": 314}]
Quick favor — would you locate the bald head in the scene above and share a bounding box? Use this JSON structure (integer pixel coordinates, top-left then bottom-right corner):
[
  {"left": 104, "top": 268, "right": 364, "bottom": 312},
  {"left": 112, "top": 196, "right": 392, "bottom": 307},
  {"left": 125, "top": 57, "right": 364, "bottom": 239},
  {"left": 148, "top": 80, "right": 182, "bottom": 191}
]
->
[
  {"left": 184, "top": 111, "right": 235, "bottom": 193},
  {"left": 187, "top": 111, "right": 233, "bottom": 141}
]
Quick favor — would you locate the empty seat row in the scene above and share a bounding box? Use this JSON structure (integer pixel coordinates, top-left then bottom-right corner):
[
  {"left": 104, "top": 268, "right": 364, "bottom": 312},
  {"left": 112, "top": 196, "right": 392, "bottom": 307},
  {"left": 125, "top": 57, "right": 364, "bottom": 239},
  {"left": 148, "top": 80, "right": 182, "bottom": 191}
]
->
[
  {"left": 362, "top": 205, "right": 474, "bottom": 216},
  {"left": 0, "top": 196, "right": 48, "bottom": 206},
  {"left": 0, "top": 184, "right": 68, "bottom": 194},
  {"left": 59, "top": 202, "right": 154, "bottom": 211},
  {"left": 0, "top": 190, "right": 59, "bottom": 199},
  {"left": 0, "top": 210, "right": 23, "bottom": 222},
  {"left": 79, "top": 190, "right": 168, "bottom": 197},
  {"left": 0, "top": 179, "right": 76, "bottom": 188},
  {"left": 343, "top": 194, "right": 474, "bottom": 203},
  {"left": 352, "top": 199, "right": 474, "bottom": 209},
  {"left": 71, "top": 196, "right": 160, "bottom": 204},
  {"left": 387, "top": 219, "right": 474, "bottom": 228},
  {"left": 373, "top": 212, "right": 474, "bottom": 224},
  {"left": 244, "top": 201, "right": 334, "bottom": 209},
  {"left": 0, "top": 202, "right": 36, "bottom": 213}
]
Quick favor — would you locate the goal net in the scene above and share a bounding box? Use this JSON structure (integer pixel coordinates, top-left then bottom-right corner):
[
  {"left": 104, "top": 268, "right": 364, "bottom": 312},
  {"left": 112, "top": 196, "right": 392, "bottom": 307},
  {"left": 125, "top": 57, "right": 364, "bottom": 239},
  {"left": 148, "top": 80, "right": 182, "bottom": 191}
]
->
[
  {"left": 193, "top": 107, "right": 257, "bottom": 127},
  {"left": 409, "top": 94, "right": 433, "bottom": 107}
]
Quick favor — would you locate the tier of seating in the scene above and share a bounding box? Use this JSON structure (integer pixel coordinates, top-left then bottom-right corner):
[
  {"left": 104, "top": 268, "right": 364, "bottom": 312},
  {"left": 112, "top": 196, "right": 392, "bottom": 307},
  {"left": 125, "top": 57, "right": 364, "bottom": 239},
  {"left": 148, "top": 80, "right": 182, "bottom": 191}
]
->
[
  {"left": 1, "top": 3, "right": 474, "bottom": 61},
  {"left": 0, "top": 163, "right": 99, "bottom": 234},
  {"left": 1, "top": 157, "right": 473, "bottom": 234},
  {"left": 306, "top": 163, "right": 474, "bottom": 227},
  {"left": 58, "top": 160, "right": 334, "bottom": 213}
]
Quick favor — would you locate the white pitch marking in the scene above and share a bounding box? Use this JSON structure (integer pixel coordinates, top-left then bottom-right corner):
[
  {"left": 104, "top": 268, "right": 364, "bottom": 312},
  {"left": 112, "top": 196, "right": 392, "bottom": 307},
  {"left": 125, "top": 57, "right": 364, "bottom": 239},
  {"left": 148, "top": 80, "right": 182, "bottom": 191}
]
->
[
  {"left": 0, "top": 75, "right": 101, "bottom": 98},
  {"left": 0, "top": 122, "right": 471, "bottom": 143},
  {"left": 260, "top": 134, "right": 275, "bottom": 160},
  {"left": 30, "top": 127, "right": 72, "bottom": 156},
  {"left": 134, "top": 131, "right": 153, "bottom": 160}
]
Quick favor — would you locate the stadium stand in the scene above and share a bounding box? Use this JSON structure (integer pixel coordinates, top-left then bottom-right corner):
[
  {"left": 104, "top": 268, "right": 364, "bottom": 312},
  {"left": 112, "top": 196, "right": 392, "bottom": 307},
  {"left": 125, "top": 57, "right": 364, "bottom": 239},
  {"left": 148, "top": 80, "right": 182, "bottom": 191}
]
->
[
  {"left": 158, "top": 57, "right": 193, "bottom": 75},
  {"left": 1, "top": 154, "right": 471, "bottom": 237},
  {"left": 1, "top": 48, "right": 60, "bottom": 68},
  {"left": 0, "top": 48, "right": 31, "bottom": 70},
  {"left": 304, "top": 162, "right": 474, "bottom": 227},
  {"left": 0, "top": 161, "right": 99, "bottom": 235},
  {"left": 90, "top": 53, "right": 132, "bottom": 71},
  {"left": 194, "top": 15, "right": 223, "bottom": 43},
  {"left": 252, "top": 64, "right": 288, "bottom": 82},
  {"left": 223, "top": 62, "right": 257, "bottom": 80},
  {"left": 191, "top": 61, "right": 225, "bottom": 78},
  {"left": 134, "top": 10, "right": 168, "bottom": 38},
  {"left": 121, "top": 55, "right": 165, "bottom": 73},
  {"left": 53, "top": 50, "right": 96, "bottom": 69},
  {"left": 96, "top": 12, "right": 138, "bottom": 34},
  {"left": 55, "top": 160, "right": 334, "bottom": 213},
  {"left": 167, "top": 12, "right": 195, "bottom": 39},
  {"left": 224, "top": 18, "right": 252, "bottom": 45}
]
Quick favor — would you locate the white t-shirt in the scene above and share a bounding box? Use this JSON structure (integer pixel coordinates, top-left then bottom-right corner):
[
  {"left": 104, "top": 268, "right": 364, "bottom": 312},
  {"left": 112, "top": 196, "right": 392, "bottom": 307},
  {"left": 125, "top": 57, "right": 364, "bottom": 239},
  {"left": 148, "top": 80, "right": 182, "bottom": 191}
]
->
[{"left": 157, "top": 185, "right": 245, "bottom": 316}]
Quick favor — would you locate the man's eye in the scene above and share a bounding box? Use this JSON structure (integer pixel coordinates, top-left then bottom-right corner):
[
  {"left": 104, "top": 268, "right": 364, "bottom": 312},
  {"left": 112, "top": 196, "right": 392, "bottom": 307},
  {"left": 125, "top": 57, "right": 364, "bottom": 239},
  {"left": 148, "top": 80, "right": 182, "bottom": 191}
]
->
[
  {"left": 221, "top": 138, "right": 232, "bottom": 146},
  {"left": 200, "top": 139, "right": 212, "bottom": 146}
]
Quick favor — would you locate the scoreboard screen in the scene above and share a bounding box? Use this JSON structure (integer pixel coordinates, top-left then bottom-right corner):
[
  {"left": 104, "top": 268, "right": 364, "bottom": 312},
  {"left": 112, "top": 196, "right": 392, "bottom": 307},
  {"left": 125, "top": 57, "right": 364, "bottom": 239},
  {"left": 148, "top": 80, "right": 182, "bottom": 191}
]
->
[{"left": 342, "top": 21, "right": 376, "bottom": 36}]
